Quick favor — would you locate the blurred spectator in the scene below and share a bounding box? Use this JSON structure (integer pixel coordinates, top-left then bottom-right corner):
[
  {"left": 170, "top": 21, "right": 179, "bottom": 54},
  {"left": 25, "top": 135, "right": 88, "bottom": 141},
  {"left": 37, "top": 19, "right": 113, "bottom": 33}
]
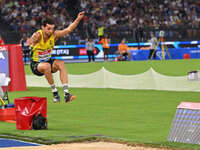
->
[
  {"left": 20, "top": 33, "right": 28, "bottom": 49},
  {"left": 97, "top": 23, "right": 104, "bottom": 40},
  {"left": 0, "top": 0, "right": 74, "bottom": 34},
  {"left": 0, "top": 34, "right": 5, "bottom": 45},
  {"left": 83, "top": 14, "right": 95, "bottom": 39},
  {"left": 0, "top": 0, "right": 200, "bottom": 42},
  {"left": 117, "top": 39, "right": 131, "bottom": 61},
  {"left": 148, "top": 33, "right": 158, "bottom": 60},
  {"left": 100, "top": 34, "right": 110, "bottom": 61},
  {"left": 79, "top": 0, "right": 200, "bottom": 41},
  {"left": 134, "top": 25, "right": 144, "bottom": 49},
  {"left": 20, "top": 33, "right": 30, "bottom": 64},
  {"left": 85, "top": 38, "right": 95, "bottom": 62}
]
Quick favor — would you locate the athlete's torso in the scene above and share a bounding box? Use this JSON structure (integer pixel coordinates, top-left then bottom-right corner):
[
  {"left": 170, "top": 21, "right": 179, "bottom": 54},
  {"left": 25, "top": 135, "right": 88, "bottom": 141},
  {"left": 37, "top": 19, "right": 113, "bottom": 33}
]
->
[
  {"left": 101, "top": 38, "right": 109, "bottom": 48},
  {"left": 31, "top": 30, "right": 55, "bottom": 62},
  {"left": 118, "top": 44, "right": 128, "bottom": 52},
  {"left": 150, "top": 37, "right": 157, "bottom": 49}
]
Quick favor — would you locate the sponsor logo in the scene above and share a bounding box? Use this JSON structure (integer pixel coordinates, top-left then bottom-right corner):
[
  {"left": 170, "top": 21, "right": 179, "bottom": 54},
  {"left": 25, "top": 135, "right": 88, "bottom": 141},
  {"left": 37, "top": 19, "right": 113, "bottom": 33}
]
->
[
  {"left": 128, "top": 46, "right": 150, "bottom": 50},
  {"left": 190, "top": 50, "right": 200, "bottom": 53},
  {"left": 38, "top": 49, "right": 51, "bottom": 55},
  {"left": 79, "top": 48, "right": 97, "bottom": 55},
  {"left": 0, "top": 52, "right": 5, "bottom": 59},
  {"left": 156, "top": 51, "right": 166, "bottom": 60},
  {"left": 38, "top": 49, "right": 52, "bottom": 61},
  {"left": 0, "top": 46, "right": 8, "bottom": 51},
  {"left": 52, "top": 49, "right": 70, "bottom": 55}
]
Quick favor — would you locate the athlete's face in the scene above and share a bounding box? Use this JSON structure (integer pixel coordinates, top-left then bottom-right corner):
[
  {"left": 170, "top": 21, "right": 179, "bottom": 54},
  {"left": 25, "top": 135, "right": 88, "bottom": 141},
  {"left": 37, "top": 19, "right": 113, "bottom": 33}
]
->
[{"left": 42, "top": 24, "right": 55, "bottom": 37}]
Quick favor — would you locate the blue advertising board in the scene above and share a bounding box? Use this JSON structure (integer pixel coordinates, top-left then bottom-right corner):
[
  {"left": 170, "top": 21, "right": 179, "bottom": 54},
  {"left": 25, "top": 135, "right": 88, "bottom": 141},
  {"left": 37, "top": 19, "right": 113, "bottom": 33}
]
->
[
  {"left": 51, "top": 41, "right": 200, "bottom": 61},
  {"left": 129, "top": 41, "right": 200, "bottom": 60},
  {"left": 0, "top": 45, "right": 9, "bottom": 77}
]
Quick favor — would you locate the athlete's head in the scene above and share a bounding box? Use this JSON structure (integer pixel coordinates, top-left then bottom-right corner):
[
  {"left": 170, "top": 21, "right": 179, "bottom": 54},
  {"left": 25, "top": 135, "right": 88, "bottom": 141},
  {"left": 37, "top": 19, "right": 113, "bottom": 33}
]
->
[
  {"left": 121, "top": 39, "right": 125, "bottom": 44},
  {"left": 104, "top": 34, "right": 108, "bottom": 38},
  {"left": 151, "top": 33, "right": 155, "bottom": 38},
  {"left": 41, "top": 16, "right": 55, "bottom": 37}
]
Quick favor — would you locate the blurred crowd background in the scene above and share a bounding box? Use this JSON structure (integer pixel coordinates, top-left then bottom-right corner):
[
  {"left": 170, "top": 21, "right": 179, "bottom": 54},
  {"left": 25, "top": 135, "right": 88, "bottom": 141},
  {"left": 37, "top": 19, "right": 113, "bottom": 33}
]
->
[{"left": 0, "top": 0, "right": 200, "bottom": 44}]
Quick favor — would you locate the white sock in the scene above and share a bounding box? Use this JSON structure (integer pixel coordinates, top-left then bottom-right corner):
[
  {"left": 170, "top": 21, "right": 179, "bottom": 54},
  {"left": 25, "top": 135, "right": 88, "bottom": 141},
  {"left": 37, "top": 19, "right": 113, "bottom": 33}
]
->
[
  {"left": 63, "top": 84, "right": 69, "bottom": 94},
  {"left": 50, "top": 84, "right": 57, "bottom": 92}
]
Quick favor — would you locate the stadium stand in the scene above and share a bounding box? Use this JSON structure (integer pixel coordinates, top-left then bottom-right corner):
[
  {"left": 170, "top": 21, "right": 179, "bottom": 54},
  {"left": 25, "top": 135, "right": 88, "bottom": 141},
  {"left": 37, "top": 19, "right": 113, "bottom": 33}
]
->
[
  {"left": 0, "top": 0, "right": 200, "bottom": 44},
  {"left": 81, "top": 0, "right": 200, "bottom": 42}
]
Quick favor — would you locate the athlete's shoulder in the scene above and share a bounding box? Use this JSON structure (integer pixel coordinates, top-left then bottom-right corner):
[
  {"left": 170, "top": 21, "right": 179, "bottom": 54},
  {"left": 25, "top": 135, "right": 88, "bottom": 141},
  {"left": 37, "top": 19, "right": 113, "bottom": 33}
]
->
[
  {"left": 36, "top": 30, "right": 43, "bottom": 36},
  {"left": 53, "top": 30, "right": 62, "bottom": 41},
  {"left": 29, "top": 30, "right": 42, "bottom": 46},
  {"left": 100, "top": 38, "right": 104, "bottom": 42},
  {"left": 35, "top": 31, "right": 42, "bottom": 41}
]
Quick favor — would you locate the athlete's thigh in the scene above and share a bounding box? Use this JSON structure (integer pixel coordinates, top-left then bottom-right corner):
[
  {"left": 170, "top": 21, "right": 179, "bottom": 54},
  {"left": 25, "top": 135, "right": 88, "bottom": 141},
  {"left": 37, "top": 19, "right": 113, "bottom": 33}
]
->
[
  {"left": 104, "top": 49, "right": 109, "bottom": 55},
  {"left": 52, "top": 59, "right": 65, "bottom": 72},
  {"left": 119, "top": 51, "right": 123, "bottom": 55},
  {"left": 37, "top": 62, "right": 51, "bottom": 74}
]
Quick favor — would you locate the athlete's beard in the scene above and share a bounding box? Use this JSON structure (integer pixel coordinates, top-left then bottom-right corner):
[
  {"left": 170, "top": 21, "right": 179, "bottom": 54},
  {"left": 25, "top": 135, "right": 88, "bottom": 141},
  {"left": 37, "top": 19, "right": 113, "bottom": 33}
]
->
[{"left": 45, "top": 32, "right": 52, "bottom": 37}]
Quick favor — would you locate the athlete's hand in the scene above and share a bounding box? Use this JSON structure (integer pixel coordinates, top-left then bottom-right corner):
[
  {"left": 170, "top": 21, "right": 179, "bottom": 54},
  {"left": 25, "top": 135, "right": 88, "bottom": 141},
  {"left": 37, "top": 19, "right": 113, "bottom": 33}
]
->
[{"left": 77, "top": 11, "right": 85, "bottom": 20}]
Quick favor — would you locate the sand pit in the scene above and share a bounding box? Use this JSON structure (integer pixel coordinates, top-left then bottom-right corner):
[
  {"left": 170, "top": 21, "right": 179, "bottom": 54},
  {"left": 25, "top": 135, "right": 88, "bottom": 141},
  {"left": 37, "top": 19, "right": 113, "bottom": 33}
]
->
[{"left": 0, "top": 142, "right": 166, "bottom": 150}]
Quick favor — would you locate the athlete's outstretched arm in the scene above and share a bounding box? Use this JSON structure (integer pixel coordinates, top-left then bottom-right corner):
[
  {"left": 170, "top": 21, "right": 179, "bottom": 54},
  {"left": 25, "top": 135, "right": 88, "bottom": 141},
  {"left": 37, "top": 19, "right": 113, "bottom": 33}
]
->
[
  {"left": 54, "top": 11, "right": 85, "bottom": 41},
  {"left": 27, "top": 31, "right": 41, "bottom": 46}
]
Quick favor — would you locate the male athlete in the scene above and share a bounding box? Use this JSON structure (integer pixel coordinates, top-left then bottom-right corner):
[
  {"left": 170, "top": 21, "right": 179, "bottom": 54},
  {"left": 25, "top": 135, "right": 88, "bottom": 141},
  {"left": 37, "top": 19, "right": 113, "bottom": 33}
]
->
[{"left": 27, "top": 12, "right": 85, "bottom": 103}]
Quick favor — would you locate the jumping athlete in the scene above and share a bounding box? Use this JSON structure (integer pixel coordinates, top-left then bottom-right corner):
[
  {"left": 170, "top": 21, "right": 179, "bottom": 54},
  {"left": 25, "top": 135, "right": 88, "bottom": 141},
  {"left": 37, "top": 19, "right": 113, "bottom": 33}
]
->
[{"left": 27, "top": 12, "right": 85, "bottom": 103}]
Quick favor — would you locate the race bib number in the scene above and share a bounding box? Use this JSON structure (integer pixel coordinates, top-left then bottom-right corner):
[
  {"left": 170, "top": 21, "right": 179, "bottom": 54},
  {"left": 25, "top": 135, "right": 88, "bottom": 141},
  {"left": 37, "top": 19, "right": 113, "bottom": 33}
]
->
[
  {"left": 38, "top": 49, "right": 52, "bottom": 62},
  {"left": 188, "top": 71, "right": 200, "bottom": 81}
]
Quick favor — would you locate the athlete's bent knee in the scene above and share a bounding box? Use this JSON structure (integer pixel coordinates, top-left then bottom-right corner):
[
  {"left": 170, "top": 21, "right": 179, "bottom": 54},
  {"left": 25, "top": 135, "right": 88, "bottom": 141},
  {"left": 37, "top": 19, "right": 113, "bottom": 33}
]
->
[
  {"left": 43, "top": 63, "right": 51, "bottom": 69},
  {"left": 39, "top": 63, "right": 51, "bottom": 73},
  {"left": 58, "top": 61, "right": 65, "bottom": 69}
]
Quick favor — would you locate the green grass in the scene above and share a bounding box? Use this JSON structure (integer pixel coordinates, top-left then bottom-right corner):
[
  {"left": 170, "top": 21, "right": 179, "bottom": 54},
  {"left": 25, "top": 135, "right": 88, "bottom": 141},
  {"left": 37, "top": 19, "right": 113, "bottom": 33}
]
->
[
  {"left": 25, "top": 59, "right": 200, "bottom": 76},
  {"left": 2, "top": 59, "right": 200, "bottom": 149}
]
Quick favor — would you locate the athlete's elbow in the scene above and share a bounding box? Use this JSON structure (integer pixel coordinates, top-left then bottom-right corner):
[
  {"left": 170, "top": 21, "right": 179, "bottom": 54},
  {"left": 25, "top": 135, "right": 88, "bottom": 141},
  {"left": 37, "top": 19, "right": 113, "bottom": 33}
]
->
[{"left": 67, "top": 27, "right": 74, "bottom": 33}]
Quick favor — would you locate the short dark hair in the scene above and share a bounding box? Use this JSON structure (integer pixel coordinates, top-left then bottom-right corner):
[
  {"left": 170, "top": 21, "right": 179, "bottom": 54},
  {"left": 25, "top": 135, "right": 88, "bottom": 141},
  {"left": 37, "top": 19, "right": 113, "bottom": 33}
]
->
[{"left": 42, "top": 16, "right": 55, "bottom": 27}]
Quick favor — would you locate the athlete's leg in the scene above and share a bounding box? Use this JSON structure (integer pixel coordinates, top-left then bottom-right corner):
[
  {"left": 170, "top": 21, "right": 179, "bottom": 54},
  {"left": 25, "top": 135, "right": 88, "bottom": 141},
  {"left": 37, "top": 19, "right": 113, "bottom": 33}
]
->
[
  {"left": 52, "top": 59, "right": 68, "bottom": 84},
  {"left": 103, "top": 50, "right": 106, "bottom": 61},
  {"left": 104, "top": 49, "right": 108, "bottom": 61},
  {"left": 34, "top": 62, "right": 60, "bottom": 103},
  {"left": 104, "top": 50, "right": 107, "bottom": 60},
  {"left": 119, "top": 52, "right": 123, "bottom": 61},
  {"left": 148, "top": 49, "right": 153, "bottom": 60},
  {"left": 127, "top": 52, "right": 131, "bottom": 61},
  {"left": 52, "top": 59, "right": 76, "bottom": 102},
  {"left": 106, "top": 50, "right": 109, "bottom": 61},
  {"left": 37, "top": 62, "right": 54, "bottom": 85},
  {"left": 87, "top": 50, "right": 91, "bottom": 62},
  {"left": 92, "top": 51, "right": 95, "bottom": 61}
]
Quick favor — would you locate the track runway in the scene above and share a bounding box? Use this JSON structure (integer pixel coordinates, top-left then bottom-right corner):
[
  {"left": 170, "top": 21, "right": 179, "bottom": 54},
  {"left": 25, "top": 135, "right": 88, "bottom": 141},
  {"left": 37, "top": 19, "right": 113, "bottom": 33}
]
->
[{"left": 0, "top": 138, "right": 42, "bottom": 148}]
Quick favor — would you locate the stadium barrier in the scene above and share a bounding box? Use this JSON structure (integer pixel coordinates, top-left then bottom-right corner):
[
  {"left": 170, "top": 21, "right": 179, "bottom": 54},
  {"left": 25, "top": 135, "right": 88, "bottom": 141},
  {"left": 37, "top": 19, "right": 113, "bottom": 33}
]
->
[
  {"left": 22, "top": 41, "right": 200, "bottom": 62},
  {"left": 26, "top": 67, "right": 200, "bottom": 92},
  {"left": 0, "top": 44, "right": 27, "bottom": 92},
  {"left": 49, "top": 41, "right": 200, "bottom": 61}
]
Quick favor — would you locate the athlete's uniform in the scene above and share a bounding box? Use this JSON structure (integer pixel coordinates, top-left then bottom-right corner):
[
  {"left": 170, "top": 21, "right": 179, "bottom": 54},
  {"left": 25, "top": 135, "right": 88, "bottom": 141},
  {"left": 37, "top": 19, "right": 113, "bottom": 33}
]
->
[
  {"left": 100, "top": 38, "right": 110, "bottom": 61},
  {"left": 100, "top": 38, "right": 109, "bottom": 51},
  {"left": 30, "top": 30, "right": 55, "bottom": 76},
  {"left": 118, "top": 43, "right": 128, "bottom": 53}
]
